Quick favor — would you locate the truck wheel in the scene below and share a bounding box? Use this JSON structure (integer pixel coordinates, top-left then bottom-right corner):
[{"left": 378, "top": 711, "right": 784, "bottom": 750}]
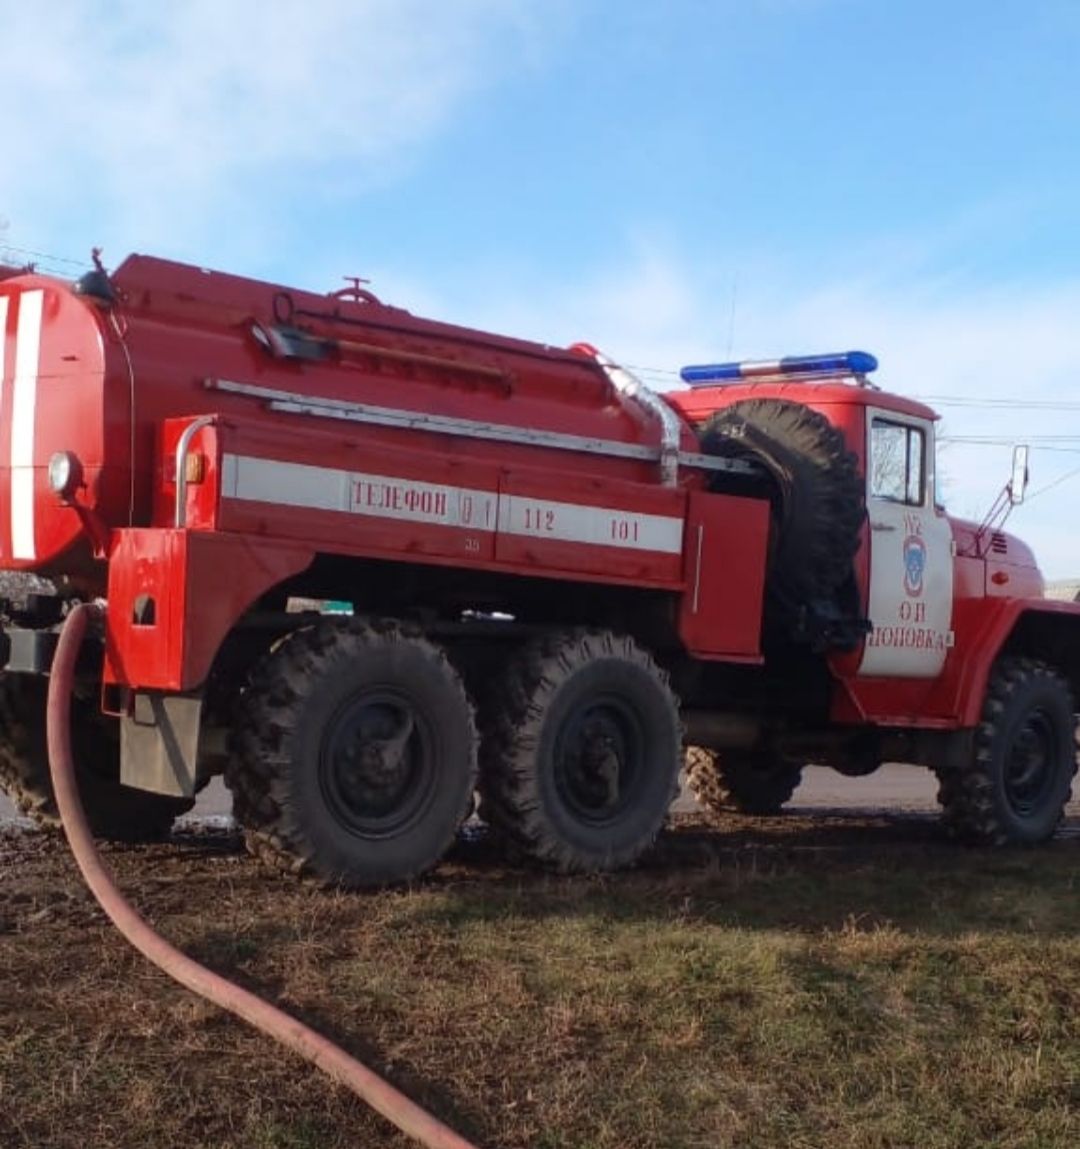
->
[
  {"left": 479, "top": 630, "right": 681, "bottom": 872},
  {"left": 226, "top": 618, "right": 478, "bottom": 887},
  {"left": 685, "top": 744, "right": 802, "bottom": 816},
  {"left": 0, "top": 674, "right": 194, "bottom": 840},
  {"left": 938, "top": 658, "right": 1077, "bottom": 845},
  {"left": 699, "top": 398, "right": 864, "bottom": 608}
]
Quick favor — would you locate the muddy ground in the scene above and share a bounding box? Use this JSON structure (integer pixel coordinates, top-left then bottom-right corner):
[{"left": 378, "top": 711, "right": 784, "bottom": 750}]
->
[{"left": 1, "top": 771, "right": 1078, "bottom": 1148}]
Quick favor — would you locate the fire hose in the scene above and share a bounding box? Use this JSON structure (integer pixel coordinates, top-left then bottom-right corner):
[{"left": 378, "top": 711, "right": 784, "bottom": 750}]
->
[{"left": 46, "top": 602, "right": 483, "bottom": 1149}]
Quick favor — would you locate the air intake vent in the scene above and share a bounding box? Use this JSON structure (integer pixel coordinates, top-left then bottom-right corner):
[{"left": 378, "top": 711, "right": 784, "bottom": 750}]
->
[{"left": 990, "top": 532, "right": 1009, "bottom": 555}]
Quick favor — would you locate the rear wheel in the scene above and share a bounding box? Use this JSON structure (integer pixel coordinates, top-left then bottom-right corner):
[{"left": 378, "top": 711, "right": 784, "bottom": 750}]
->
[
  {"left": 0, "top": 674, "right": 193, "bottom": 840},
  {"left": 937, "top": 658, "right": 1076, "bottom": 845},
  {"left": 479, "top": 630, "right": 681, "bottom": 872},
  {"left": 685, "top": 745, "right": 802, "bottom": 816},
  {"left": 226, "top": 618, "right": 478, "bottom": 887}
]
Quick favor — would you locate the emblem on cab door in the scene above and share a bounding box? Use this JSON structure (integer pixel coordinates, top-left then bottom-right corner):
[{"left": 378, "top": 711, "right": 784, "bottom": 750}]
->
[{"left": 903, "top": 529, "right": 926, "bottom": 597}]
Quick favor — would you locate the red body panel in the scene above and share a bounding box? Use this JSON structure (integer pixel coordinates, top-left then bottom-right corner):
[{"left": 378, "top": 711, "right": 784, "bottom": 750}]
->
[
  {"left": 104, "top": 529, "right": 313, "bottom": 691},
  {"left": 677, "top": 490, "right": 768, "bottom": 661},
  {"left": 0, "top": 253, "right": 767, "bottom": 691},
  {"left": 159, "top": 416, "right": 696, "bottom": 593},
  {"left": 833, "top": 519, "right": 1059, "bottom": 728},
  {"left": 1, "top": 255, "right": 706, "bottom": 589},
  {"left": 0, "top": 276, "right": 127, "bottom": 575},
  {"left": 5, "top": 254, "right": 1079, "bottom": 731},
  {"left": 923, "top": 587, "right": 1080, "bottom": 727}
]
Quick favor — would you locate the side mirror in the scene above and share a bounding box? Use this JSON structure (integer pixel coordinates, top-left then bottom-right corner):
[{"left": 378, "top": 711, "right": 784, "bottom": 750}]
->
[{"left": 1009, "top": 444, "right": 1029, "bottom": 505}]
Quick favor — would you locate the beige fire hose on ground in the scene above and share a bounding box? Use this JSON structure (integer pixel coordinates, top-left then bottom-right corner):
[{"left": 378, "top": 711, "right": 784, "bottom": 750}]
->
[{"left": 46, "top": 601, "right": 483, "bottom": 1149}]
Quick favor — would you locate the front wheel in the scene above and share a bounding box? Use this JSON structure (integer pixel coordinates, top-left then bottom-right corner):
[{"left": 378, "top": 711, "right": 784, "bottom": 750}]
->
[
  {"left": 937, "top": 657, "right": 1077, "bottom": 845},
  {"left": 479, "top": 630, "right": 682, "bottom": 872},
  {"left": 226, "top": 618, "right": 478, "bottom": 887}
]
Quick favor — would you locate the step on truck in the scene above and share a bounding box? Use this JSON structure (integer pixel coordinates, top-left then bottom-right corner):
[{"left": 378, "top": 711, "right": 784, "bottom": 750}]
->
[{"left": 0, "top": 254, "right": 1077, "bottom": 884}]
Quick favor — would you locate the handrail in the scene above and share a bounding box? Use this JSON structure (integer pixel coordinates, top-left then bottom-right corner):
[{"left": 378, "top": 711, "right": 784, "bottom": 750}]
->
[{"left": 174, "top": 415, "right": 217, "bottom": 528}]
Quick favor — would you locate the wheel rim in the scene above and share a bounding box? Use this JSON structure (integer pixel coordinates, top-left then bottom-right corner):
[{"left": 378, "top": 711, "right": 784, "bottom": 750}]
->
[
  {"left": 552, "top": 694, "right": 645, "bottom": 825},
  {"left": 1003, "top": 707, "right": 1061, "bottom": 818},
  {"left": 318, "top": 687, "right": 436, "bottom": 838}
]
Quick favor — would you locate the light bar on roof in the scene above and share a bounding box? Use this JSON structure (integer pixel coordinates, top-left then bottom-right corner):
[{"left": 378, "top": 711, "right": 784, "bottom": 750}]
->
[{"left": 680, "top": 350, "right": 878, "bottom": 386}]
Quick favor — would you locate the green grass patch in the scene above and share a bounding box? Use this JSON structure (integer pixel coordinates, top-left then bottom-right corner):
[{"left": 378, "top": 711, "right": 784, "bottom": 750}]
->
[{"left": 1, "top": 826, "right": 1079, "bottom": 1146}]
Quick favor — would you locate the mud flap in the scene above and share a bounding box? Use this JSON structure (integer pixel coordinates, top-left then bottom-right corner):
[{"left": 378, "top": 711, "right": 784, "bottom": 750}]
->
[{"left": 120, "top": 691, "right": 202, "bottom": 798}]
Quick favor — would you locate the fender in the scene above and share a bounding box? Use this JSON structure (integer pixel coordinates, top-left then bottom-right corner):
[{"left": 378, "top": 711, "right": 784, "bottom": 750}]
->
[
  {"left": 831, "top": 596, "right": 1080, "bottom": 727},
  {"left": 927, "top": 596, "right": 1080, "bottom": 725},
  {"left": 104, "top": 528, "right": 314, "bottom": 692}
]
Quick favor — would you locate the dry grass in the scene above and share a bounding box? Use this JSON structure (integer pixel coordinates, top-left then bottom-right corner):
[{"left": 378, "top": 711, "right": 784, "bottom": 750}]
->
[{"left": 1, "top": 813, "right": 1079, "bottom": 1148}]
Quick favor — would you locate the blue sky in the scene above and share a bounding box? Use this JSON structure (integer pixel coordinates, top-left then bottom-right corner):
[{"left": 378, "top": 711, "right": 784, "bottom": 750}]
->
[{"left": 4, "top": 0, "right": 1080, "bottom": 577}]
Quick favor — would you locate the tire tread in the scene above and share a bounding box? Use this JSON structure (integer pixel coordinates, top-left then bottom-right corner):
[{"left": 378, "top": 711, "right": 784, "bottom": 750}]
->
[{"left": 478, "top": 629, "right": 681, "bottom": 872}]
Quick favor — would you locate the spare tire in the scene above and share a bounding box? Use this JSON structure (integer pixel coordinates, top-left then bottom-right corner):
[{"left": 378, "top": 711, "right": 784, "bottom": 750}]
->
[{"left": 699, "top": 398, "right": 864, "bottom": 611}]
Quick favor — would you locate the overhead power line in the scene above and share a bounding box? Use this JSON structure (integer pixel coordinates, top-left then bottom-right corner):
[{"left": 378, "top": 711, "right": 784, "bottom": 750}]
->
[
  {"left": 624, "top": 363, "right": 1080, "bottom": 414},
  {"left": 1026, "top": 464, "right": 1080, "bottom": 503},
  {"left": 0, "top": 243, "right": 92, "bottom": 270},
  {"left": 940, "top": 435, "right": 1080, "bottom": 445},
  {"left": 937, "top": 443, "right": 1080, "bottom": 458},
  {"left": 914, "top": 395, "right": 1080, "bottom": 411}
]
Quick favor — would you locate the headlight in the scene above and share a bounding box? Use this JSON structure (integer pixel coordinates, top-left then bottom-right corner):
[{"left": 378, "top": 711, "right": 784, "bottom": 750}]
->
[{"left": 48, "top": 451, "right": 84, "bottom": 501}]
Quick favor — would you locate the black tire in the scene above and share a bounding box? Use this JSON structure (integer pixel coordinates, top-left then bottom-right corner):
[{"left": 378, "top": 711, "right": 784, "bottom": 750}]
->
[
  {"left": 685, "top": 744, "right": 802, "bottom": 816},
  {"left": 699, "top": 398, "right": 864, "bottom": 608},
  {"left": 0, "top": 674, "right": 194, "bottom": 841},
  {"left": 226, "top": 617, "right": 478, "bottom": 887},
  {"left": 478, "top": 630, "right": 682, "bottom": 872},
  {"left": 937, "top": 658, "right": 1077, "bottom": 846}
]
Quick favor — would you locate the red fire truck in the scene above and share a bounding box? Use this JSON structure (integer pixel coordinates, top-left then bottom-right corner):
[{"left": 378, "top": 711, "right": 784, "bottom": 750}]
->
[{"left": 0, "top": 254, "right": 1076, "bottom": 885}]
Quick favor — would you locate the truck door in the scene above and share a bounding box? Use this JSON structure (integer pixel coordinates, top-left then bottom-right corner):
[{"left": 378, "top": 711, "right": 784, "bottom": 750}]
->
[{"left": 858, "top": 407, "right": 954, "bottom": 678}]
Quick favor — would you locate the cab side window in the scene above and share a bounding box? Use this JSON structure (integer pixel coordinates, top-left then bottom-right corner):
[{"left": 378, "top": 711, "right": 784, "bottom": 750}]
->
[{"left": 870, "top": 418, "right": 925, "bottom": 505}]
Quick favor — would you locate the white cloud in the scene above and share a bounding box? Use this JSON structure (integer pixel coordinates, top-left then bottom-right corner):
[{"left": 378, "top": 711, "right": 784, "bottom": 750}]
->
[
  {"left": 0, "top": 1, "right": 552, "bottom": 262},
  {"left": 4, "top": 4, "right": 1076, "bottom": 579},
  {"left": 416, "top": 243, "right": 1080, "bottom": 579}
]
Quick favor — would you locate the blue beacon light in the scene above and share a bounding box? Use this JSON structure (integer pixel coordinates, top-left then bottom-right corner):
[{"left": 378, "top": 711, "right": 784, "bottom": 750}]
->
[{"left": 680, "top": 350, "right": 878, "bottom": 386}]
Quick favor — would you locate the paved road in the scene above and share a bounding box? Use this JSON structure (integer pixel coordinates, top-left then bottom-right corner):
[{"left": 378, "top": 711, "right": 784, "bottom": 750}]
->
[
  {"left": 686, "top": 762, "right": 944, "bottom": 813},
  {"left": 0, "top": 763, "right": 948, "bottom": 825},
  {"left": 3, "top": 762, "right": 1076, "bottom": 825}
]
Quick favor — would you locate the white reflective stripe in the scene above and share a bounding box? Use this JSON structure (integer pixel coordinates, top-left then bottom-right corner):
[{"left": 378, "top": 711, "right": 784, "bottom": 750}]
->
[
  {"left": 497, "top": 494, "right": 683, "bottom": 554},
  {"left": 11, "top": 290, "right": 43, "bottom": 561},
  {"left": 0, "top": 295, "right": 7, "bottom": 418},
  {"left": 221, "top": 454, "right": 498, "bottom": 531},
  {"left": 221, "top": 454, "right": 685, "bottom": 554}
]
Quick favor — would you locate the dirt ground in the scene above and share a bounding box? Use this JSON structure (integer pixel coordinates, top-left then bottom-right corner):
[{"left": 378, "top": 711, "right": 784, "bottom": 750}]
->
[{"left": 2, "top": 768, "right": 1078, "bottom": 1147}]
